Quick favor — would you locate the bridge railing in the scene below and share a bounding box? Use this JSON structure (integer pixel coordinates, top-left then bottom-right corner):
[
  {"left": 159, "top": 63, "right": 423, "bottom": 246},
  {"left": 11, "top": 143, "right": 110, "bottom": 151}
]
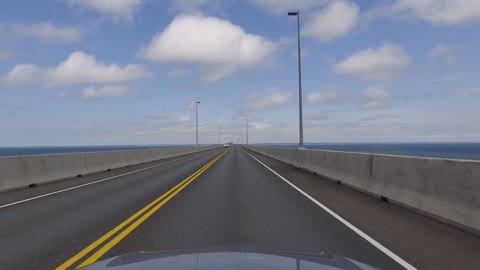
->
[{"left": 0, "top": 146, "right": 220, "bottom": 192}]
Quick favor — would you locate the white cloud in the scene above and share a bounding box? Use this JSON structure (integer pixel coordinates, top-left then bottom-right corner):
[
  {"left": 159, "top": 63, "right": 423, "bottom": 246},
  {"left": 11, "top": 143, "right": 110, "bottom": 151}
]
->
[
  {"left": 104, "top": 116, "right": 480, "bottom": 144},
  {"left": 465, "top": 88, "right": 480, "bottom": 97},
  {"left": 0, "top": 49, "right": 14, "bottom": 60},
  {"left": 2, "top": 65, "right": 43, "bottom": 86},
  {"left": 138, "top": 14, "right": 276, "bottom": 83},
  {"left": 365, "top": 86, "right": 390, "bottom": 101},
  {"left": 303, "top": 1, "right": 359, "bottom": 43},
  {"left": 307, "top": 91, "right": 340, "bottom": 104},
  {"left": 197, "top": 63, "right": 236, "bottom": 83},
  {"left": 0, "top": 23, "right": 82, "bottom": 42},
  {"left": 429, "top": 43, "right": 464, "bottom": 64},
  {"left": 292, "top": 47, "right": 310, "bottom": 59},
  {"left": 185, "top": 100, "right": 199, "bottom": 111},
  {"left": 250, "top": 121, "right": 273, "bottom": 131},
  {"left": 332, "top": 42, "right": 411, "bottom": 81},
  {"left": 144, "top": 113, "right": 171, "bottom": 121},
  {"left": 306, "top": 111, "right": 333, "bottom": 121},
  {"left": 360, "top": 114, "right": 398, "bottom": 122},
  {"left": 391, "top": 0, "right": 480, "bottom": 25},
  {"left": 168, "top": 68, "right": 191, "bottom": 78},
  {"left": 363, "top": 85, "right": 391, "bottom": 109},
  {"left": 2, "top": 51, "right": 152, "bottom": 88},
  {"left": 177, "top": 114, "right": 192, "bottom": 123},
  {"left": 82, "top": 85, "right": 137, "bottom": 99},
  {"left": 56, "top": 91, "right": 69, "bottom": 100},
  {"left": 249, "top": 0, "right": 330, "bottom": 14},
  {"left": 69, "top": 0, "right": 142, "bottom": 21},
  {"left": 244, "top": 90, "right": 293, "bottom": 112}
]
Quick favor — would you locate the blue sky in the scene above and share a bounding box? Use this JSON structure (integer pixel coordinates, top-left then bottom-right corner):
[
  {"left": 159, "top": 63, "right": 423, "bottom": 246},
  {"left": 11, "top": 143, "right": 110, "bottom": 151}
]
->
[{"left": 1, "top": 0, "right": 479, "bottom": 146}]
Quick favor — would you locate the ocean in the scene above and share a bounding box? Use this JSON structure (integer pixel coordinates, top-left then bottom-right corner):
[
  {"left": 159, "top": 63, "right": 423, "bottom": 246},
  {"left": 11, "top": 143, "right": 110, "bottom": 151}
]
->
[
  {"left": 0, "top": 145, "right": 191, "bottom": 157},
  {"left": 0, "top": 143, "right": 479, "bottom": 161}
]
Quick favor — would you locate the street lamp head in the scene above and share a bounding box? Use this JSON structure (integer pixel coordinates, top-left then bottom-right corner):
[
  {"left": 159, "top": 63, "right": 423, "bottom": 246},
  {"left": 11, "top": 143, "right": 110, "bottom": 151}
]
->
[
  {"left": 288, "top": 11, "right": 298, "bottom": 16},
  {"left": 196, "top": 101, "right": 200, "bottom": 104}
]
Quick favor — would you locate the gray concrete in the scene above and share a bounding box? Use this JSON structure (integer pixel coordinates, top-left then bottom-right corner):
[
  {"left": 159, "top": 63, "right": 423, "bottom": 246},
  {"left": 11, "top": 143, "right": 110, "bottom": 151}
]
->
[
  {"left": 0, "top": 146, "right": 219, "bottom": 192},
  {"left": 244, "top": 145, "right": 480, "bottom": 235}
]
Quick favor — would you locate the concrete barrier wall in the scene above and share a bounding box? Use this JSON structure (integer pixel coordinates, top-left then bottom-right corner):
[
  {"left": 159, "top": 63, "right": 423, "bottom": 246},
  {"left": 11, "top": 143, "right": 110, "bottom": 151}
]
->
[
  {"left": 244, "top": 145, "right": 480, "bottom": 234},
  {"left": 0, "top": 146, "right": 219, "bottom": 192}
]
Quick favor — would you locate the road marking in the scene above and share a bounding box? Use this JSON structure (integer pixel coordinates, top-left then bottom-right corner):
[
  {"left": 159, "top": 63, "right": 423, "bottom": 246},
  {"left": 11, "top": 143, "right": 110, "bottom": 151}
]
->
[
  {"left": 77, "top": 149, "right": 229, "bottom": 268},
  {"left": 56, "top": 149, "right": 229, "bottom": 270},
  {"left": 241, "top": 148, "right": 417, "bottom": 270},
  {"left": 0, "top": 151, "right": 213, "bottom": 209}
]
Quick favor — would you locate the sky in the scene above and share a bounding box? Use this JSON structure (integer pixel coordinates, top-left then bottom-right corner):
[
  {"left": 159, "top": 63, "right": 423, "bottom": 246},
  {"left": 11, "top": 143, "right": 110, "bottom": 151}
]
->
[{"left": 1, "top": 0, "right": 480, "bottom": 146}]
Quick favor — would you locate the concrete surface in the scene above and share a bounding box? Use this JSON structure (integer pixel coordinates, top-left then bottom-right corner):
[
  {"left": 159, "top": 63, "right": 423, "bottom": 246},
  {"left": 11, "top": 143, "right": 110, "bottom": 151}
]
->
[
  {"left": 0, "top": 145, "right": 219, "bottom": 192},
  {"left": 244, "top": 145, "right": 480, "bottom": 235}
]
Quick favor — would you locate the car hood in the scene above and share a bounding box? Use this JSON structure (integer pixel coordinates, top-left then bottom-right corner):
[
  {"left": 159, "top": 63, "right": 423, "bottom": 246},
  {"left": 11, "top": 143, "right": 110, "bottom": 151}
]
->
[{"left": 81, "top": 250, "right": 379, "bottom": 270}]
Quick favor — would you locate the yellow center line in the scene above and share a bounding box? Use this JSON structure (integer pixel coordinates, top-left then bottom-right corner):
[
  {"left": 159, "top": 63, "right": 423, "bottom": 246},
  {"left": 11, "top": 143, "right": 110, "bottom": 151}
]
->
[
  {"left": 56, "top": 149, "right": 229, "bottom": 270},
  {"left": 76, "top": 149, "right": 229, "bottom": 268}
]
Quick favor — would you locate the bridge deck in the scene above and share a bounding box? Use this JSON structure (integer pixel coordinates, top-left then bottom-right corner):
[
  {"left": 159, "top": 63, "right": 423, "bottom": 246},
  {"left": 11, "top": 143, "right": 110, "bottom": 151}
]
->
[{"left": 0, "top": 146, "right": 479, "bottom": 269}]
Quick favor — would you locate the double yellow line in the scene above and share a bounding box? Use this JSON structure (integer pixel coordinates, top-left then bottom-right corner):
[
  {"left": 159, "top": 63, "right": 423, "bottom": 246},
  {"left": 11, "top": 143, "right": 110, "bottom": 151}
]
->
[{"left": 57, "top": 149, "right": 230, "bottom": 270}]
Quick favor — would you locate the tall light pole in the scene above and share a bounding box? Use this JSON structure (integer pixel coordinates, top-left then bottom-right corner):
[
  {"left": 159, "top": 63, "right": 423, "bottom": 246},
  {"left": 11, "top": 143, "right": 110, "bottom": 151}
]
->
[
  {"left": 218, "top": 125, "right": 221, "bottom": 144},
  {"left": 288, "top": 10, "right": 304, "bottom": 149},
  {"left": 195, "top": 101, "right": 200, "bottom": 145},
  {"left": 245, "top": 118, "right": 249, "bottom": 145}
]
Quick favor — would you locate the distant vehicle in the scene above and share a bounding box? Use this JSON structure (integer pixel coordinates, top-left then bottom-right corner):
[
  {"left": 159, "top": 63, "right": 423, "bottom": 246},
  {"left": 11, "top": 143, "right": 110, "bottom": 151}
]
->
[
  {"left": 82, "top": 250, "right": 379, "bottom": 270},
  {"left": 223, "top": 144, "right": 229, "bottom": 148}
]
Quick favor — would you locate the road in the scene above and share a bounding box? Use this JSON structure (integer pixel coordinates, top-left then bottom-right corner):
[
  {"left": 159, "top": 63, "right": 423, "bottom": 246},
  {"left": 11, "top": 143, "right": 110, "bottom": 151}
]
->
[{"left": 0, "top": 146, "right": 418, "bottom": 269}]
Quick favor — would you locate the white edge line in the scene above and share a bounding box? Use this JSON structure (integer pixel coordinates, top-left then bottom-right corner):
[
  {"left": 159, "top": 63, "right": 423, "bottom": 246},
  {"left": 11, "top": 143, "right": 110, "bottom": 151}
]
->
[
  {"left": 0, "top": 156, "right": 192, "bottom": 209},
  {"left": 241, "top": 147, "right": 417, "bottom": 270}
]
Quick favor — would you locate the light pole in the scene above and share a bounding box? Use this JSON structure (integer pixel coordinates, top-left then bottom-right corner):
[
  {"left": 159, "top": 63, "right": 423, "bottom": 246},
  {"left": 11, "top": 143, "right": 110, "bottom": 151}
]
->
[
  {"left": 245, "top": 118, "right": 249, "bottom": 145},
  {"left": 195, "top": 101, "right": 200, "bottom": 145},
  {"left": 218, "top": 125, "right": 221, "bottom": 144},
  {"left": 288, "top": 10, "right": 304, "bottom": 149}
]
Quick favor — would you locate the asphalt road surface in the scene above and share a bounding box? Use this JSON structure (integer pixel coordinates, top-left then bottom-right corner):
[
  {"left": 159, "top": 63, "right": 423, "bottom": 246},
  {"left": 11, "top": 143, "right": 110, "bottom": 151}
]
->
[{"left": 0, "top": 145, "right": 433, "bottom": 269}]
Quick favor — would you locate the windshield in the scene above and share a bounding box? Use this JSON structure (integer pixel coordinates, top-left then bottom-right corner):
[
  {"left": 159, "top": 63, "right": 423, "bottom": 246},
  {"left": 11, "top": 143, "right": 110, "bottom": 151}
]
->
[{"left": 1, "top": 1, "right": 479, "bottom": 270}]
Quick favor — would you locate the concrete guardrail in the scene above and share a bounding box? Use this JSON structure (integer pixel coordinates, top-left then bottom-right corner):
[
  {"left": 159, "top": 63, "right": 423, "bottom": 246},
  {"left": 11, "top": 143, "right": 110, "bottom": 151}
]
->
[
  {"left": 0, "top": 146, "right": 219, "bottom": 192},
  {"left": 244, "top": 145, "right": 480, "bottom": 235}
]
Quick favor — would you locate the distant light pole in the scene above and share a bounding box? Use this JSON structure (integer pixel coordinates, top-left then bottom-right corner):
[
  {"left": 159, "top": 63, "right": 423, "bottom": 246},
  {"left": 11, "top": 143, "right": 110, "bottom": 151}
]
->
[
  {"left": 288, "top": 10, "right": 304, "bottom": 149},
  {"left": 245, "top": 118, "right": 249, "bottom": 145},
  {"left": 195, "top": 101, "right": 200, "bottom": 145},
  {"left": 218, "top": 125, "right": 221, "bottom": 144}
]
